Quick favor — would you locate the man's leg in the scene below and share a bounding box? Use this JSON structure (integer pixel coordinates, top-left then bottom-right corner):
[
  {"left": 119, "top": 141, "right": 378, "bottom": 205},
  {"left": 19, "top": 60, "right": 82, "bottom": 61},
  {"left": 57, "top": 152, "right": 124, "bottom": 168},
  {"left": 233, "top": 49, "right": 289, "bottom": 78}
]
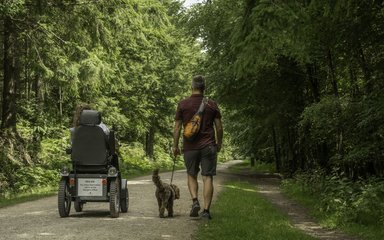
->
[
  {"left": 187, "top": 174, "right": 198, "bottom": 199},
  {"left": 200, "top": 145, "right": 217, "bottom": 219},
  {"left": 202, "top": 175, "right": 213, "bottom": 210},
  {"left": 188, "top": 174, "right": 201, "bottom": 216},
  {"left": 184, "top": 150, "right": 201, "bottom": 217}
]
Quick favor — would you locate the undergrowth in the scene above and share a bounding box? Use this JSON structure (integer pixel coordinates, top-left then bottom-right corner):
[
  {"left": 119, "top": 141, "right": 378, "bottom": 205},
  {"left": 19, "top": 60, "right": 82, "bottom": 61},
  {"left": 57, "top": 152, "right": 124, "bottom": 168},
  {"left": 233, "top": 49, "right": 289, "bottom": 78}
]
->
[{"left": 282, "top": 170, "right": 384, "bottom": 240}]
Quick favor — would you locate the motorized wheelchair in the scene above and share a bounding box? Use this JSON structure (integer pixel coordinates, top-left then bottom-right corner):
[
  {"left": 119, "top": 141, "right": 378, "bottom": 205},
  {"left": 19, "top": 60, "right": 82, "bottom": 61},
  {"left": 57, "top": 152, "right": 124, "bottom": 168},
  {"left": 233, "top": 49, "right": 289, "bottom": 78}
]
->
[{"left": 58, "top": 110, "right": 129, "bottom": 218}]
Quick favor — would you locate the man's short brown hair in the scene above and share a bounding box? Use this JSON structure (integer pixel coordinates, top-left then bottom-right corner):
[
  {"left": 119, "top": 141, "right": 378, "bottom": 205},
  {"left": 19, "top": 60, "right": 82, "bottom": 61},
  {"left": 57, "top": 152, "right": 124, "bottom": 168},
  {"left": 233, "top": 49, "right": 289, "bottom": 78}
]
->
[{"left": 192, "top": 75, "right": 205, "bottom": 91}]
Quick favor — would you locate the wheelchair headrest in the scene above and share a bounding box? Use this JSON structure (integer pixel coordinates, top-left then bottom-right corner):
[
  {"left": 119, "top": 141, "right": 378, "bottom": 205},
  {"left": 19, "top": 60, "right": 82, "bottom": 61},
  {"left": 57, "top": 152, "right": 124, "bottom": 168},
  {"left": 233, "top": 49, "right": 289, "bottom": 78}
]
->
[{"left": 80, "top": 110, "right": 101, "bottom": 126}]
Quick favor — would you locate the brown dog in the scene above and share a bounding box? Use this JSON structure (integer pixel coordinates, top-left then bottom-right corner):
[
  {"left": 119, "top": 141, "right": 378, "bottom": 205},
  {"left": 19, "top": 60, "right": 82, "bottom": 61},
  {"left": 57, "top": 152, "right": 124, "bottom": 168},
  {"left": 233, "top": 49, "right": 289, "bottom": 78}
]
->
[{"left": 152, "top": 169, "right": 180, "bottom": 218}]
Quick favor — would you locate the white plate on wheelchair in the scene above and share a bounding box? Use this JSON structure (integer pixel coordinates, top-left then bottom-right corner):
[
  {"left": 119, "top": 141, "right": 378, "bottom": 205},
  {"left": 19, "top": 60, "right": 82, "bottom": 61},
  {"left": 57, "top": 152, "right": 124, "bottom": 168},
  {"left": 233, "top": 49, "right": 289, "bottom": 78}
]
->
[{"left": 77, "top": 178, "right": 103, "bottom": 197}]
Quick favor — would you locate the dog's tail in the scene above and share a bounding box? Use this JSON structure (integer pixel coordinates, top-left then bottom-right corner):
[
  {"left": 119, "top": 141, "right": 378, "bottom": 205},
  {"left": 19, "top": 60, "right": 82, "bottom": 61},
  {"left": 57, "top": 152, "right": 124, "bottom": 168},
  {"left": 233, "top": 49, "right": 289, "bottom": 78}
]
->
[{"left": 152, "top": 169, "right": 163, "bottom": 190}]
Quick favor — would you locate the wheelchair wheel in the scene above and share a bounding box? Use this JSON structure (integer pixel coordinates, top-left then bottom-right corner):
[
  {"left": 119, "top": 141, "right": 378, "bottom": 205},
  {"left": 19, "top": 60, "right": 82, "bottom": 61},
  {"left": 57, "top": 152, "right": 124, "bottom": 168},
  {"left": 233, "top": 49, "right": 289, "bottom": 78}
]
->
[
  {"left": 74, "top": 200, "right": 83, "bottom": 212},
  {"left": 58, "top": 178, "right": 71, "bottom": 217},
  {"left": 120, "top": 181, "right": 129, "bottom": 213},
  {"left": 109, "top": 179, "right": 120, "bottom": 218}
]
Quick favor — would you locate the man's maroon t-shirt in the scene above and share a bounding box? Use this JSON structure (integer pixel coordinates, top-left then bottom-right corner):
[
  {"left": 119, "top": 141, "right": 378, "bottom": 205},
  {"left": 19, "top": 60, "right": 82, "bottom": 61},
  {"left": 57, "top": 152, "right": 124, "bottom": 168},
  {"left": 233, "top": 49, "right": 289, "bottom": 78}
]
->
[{"left": 175, "top": 94, "right": 222, "bottom": 151}]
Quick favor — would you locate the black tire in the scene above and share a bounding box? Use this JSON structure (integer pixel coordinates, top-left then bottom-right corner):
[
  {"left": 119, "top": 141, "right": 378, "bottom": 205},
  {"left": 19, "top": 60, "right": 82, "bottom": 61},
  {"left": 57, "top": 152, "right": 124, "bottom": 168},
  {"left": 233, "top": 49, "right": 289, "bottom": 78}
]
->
[
  {"left": 74, "top": 200, "right": 83, "bottom": 212},
  {"left": 58, "top": 179, "right": 71, "bottom": 217},
  {"left": 120, "top": 185, "right": 129, "bottom": 213},
  {"left": 109, "top": 179, "right": 120, "bottom": 218}
]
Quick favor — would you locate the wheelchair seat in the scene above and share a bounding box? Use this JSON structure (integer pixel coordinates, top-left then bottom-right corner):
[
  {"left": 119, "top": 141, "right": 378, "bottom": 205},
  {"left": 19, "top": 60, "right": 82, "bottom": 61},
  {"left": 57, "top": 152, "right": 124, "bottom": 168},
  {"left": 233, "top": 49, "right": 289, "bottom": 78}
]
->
[{"left": 71, "top": 110, "right": 112, "bottom": 173}]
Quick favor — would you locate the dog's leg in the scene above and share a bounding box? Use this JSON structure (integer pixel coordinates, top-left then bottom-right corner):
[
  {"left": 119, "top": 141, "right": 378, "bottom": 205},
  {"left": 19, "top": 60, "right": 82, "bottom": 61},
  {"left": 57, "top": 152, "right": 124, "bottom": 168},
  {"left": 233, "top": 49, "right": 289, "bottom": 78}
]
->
[
  {"left": 167, "top": 198, "right": 174, "bottom": 217},
  {"left": 159, "top": 199, "right": 165, "bottom": 218},
  {"left": 160, "top": 200, "right": 167, "bottom": 218},
  {"left": 159, "top": 207, "right": 165, "bottom": 218},
  {"left": 156, "top": 193, "right": 164, "bottom": 218},
  {"left": 156, "top": 194, "right": 162, "bottom": 209}
]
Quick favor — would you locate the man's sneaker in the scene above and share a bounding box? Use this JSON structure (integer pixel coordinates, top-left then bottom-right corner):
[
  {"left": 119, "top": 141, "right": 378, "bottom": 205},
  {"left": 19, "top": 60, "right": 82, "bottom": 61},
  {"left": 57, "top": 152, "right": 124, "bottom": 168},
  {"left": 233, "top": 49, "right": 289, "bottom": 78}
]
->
[
  {"left": 200, "top": 210, "right": 212, "bottom": 220},
  {"left": 190, "top": 201, "right": 201, "bottom": 217}
]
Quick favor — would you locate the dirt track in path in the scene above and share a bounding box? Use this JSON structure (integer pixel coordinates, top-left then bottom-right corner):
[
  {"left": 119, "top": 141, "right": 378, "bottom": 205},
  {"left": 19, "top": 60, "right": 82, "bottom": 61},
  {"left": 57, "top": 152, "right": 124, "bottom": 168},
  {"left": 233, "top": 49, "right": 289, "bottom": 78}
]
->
[
  {"left": 0, "top": 161, "right": 360, "bottom": 240},
  {"left": 218, "top": 167, "right": 361, "bottom": 240}
]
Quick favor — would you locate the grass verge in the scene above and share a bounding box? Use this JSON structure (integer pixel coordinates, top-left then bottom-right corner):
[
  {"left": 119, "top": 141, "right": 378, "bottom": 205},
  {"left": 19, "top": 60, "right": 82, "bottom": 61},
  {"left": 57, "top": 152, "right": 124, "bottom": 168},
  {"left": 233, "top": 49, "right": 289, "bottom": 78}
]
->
[
  {"left": 282, "top": 180, "right": 384, "bottom": 240},
  {"left": 195, "top": 181, "right": 316, "bottom": 240},
  {"left": 0, "top": 186, "right": 57, "bottom": 209}
]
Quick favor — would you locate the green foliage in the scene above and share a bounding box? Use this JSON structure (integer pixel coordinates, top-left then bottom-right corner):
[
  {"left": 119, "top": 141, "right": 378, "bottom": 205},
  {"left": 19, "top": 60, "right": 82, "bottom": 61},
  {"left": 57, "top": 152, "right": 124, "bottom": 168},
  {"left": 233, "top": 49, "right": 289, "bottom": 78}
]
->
[
  {"left": 119, "top": 142, "right": 153, "bottom": 173},
  {"left": 0, "top": 0, "right": 202, "bottom": 193},
  {"left": 0, "top": 124, "right": 68, "bottom": 195},
  {"left": 299, "top": 94, "right": 384, "bottom": 176},
  {"left": 13, "top": 166, "right": 58, "bottom": 192},
  {"left": 353, "top": 181, "right": 384, "bottom": 225},
  {"left": 185, "top": 0, "right": 384, "bottom": 179},
  {"left": 282, "top": 172, "right": 384, "bottom": 227},
  {"left": 300, "top": 96, "right": 341, "bottom": 143},
  {"left": 153, "top": 144, "right": 177, "bottom": 169},
  {"left": 38, "top": 128, "right": 69, "bottom": 167},
  {"left": 216, "top": 131, "right": 235, "bottom": 162},
  {"left": 119, "top": 142, "right": 183, "bottom": 178}
]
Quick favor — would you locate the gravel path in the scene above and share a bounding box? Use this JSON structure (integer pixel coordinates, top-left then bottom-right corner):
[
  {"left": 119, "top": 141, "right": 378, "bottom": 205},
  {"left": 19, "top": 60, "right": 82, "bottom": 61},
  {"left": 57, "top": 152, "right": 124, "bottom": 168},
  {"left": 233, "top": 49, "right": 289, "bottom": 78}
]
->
[
  {"left": 0, "top": 162, "right": 234, "bottom": 240},
  {"left": 0, "top": 161, "right": 360, "bottom": 240}
]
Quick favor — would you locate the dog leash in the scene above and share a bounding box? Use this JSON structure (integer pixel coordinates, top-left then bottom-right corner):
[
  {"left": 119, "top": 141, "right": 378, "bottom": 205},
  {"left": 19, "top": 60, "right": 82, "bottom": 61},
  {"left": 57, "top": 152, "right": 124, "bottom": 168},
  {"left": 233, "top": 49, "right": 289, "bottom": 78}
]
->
[{"left": 170, "top": 155, "right": 176, "bottom": 185}]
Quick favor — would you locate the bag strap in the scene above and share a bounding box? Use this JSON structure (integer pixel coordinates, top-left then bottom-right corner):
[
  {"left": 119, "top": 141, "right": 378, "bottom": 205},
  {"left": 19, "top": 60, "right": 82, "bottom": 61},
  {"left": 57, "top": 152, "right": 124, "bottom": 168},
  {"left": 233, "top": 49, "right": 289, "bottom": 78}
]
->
[
  {"left": 199, "top": 97, "right": 209, "bottom": 132},
  {"left": 197, "top": 97, "right": 208, "bottom": 114}
]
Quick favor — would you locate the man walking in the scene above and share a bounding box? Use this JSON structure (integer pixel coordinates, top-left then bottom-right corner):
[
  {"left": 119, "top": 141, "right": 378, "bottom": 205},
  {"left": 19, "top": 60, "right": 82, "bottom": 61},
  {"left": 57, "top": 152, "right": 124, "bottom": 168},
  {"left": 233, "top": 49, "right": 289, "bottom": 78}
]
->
[{"left": 173, "top": 75, "right": 223, "bottom": 220}]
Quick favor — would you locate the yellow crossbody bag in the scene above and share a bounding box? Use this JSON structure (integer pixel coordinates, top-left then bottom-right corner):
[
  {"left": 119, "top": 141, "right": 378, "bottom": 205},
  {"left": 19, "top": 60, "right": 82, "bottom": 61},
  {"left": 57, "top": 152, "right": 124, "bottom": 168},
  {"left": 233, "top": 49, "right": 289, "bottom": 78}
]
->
[{"left": 183, "top": 98, "right": 208, "bottom": 141}]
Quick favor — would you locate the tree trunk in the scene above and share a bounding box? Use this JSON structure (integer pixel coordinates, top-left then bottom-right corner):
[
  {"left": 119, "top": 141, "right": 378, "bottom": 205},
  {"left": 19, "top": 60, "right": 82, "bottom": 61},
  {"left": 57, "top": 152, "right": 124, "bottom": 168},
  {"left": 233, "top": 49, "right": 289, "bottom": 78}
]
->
[
  {"left": 318, "top": 143, "right": 329, "bottom": 171},
  {"left": 306, "top": 64, "right": 320, "bottom": 102},
  {"left": 357, "top": 45, "right": 372, "bottom": 94},
  {"left": 59, "top": 86, "right": 63, "bottom": 121},
  {"left": 1, "top": 17, "right": 18, "bottom": 131},
  {"left": 145, "top": 126, "right": 155, "bottom": 160},
  {"left": 30, "top": 73, "right": 43, "bottom": 161},
  {"left": 272, "top": 125, "right": 281, "bottom": 172},
  {"left": 250, "top": 153, "right": 255, "bottom": 167},
  {"left": 326, "top": 48, "right": 344, "bottom": 157},
  {"left": 348, "top": 65, "right": 359, "bottom": 98},
  {"left": 327, "top": 48, "right": 339, "bottom": 98},
  {"left": 286, "top": 127, "right": 297, "bottom": 175}
]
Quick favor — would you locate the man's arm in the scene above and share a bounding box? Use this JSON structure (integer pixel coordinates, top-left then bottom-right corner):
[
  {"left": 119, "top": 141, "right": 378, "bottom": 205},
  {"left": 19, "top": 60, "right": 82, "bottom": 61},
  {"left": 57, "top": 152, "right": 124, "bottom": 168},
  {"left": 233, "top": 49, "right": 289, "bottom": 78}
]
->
[
  {"left": 214, "top": 118, "right": 223, "bottom": 152},
  {"left": 173, "top": 120, "right": 182, "bottom": 156}
]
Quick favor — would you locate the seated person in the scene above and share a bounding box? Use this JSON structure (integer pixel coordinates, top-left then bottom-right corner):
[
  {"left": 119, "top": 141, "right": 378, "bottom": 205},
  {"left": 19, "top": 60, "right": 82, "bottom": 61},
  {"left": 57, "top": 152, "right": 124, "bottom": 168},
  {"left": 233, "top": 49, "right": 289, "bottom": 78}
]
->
[
  {"left": 69, "top": 103, "right": 118, "bottom": 169},
  {"left": 70, "top": 103, "right": 110, "bottom": 143}
]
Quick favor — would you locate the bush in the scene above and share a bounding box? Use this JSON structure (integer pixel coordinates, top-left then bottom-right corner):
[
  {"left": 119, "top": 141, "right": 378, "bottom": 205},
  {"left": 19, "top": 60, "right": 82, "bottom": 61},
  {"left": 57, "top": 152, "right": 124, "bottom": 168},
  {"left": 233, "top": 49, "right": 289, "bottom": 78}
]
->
[
  {"left": 118, "top": 142, "right": 183, "bottom": 178},
  {"left": 38, "top": 127, "right": 70, "bottom": 169},
  {"left": 119, "top": 142, "right": 153, "bottom": 177},
  {"left": 352, "top": 180, "right": 384, "bottom": 225},
  {"left": 13, "top": 166, "right": 59, "bottom": 193},
  {"left": 282, "top": 170, "right": 384, "bottom": 226}
]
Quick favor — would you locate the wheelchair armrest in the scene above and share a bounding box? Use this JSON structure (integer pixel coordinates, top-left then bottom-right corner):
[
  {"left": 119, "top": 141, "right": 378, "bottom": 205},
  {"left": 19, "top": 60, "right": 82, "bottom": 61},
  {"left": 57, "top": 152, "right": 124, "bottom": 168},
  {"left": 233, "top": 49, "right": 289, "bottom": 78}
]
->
[
  {"left": 108, "top": 153, "right": 120, "bottom": 170},
  {"left": 108, "top": 130, "right": 116, "bottom": 155},
  {"left": 65, "top": 148, "right": 72, "bottom": 155}
]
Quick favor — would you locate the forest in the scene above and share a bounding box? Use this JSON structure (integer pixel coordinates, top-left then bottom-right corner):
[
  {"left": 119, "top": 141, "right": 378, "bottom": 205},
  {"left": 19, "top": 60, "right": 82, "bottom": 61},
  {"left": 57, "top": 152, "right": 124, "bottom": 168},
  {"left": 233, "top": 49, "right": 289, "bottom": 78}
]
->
[
  {"left": 185, "top": 0, "right": 384, "bottom": 228},
  {"left": 0, "top": 0, "right": 207, "bottom": 193},
  {"left": 185, "top": 0, "right": 384, "bottom": 179},
  {"left": 1, "top": 0, "right": 384, "bottom": 230}
]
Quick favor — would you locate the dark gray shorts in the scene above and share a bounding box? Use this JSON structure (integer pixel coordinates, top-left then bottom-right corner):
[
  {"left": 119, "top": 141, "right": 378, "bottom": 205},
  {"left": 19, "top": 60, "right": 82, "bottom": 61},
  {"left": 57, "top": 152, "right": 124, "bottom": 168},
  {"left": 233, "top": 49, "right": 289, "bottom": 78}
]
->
[{"left": 184, "top": 145, "right": 217, "bottom": 177}]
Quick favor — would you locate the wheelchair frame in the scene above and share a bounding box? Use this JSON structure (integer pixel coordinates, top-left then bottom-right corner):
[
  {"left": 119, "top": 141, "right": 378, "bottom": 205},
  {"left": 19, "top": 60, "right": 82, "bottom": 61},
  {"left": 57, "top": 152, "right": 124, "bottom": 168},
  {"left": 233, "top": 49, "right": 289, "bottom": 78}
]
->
[{"left": 58, "top": 112, "right": 128, "bottom": 218}]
